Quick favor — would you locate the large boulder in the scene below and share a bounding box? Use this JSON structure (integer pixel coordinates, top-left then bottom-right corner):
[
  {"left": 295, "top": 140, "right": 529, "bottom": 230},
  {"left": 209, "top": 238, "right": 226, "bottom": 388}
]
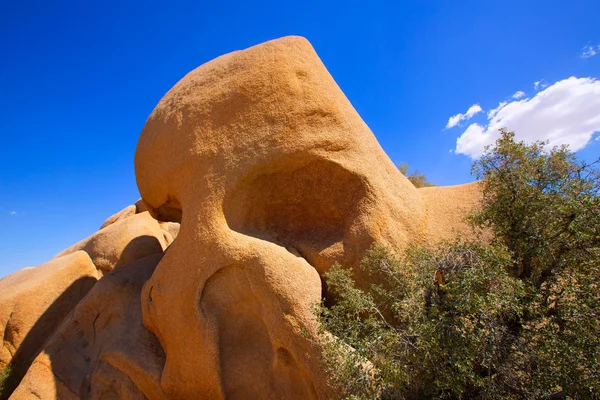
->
[
  {"left": 2, "top": 35, "right": 482, "bottom": 399},
  {"left": 55, "top": 212, "right": 169, "bottom": 274},
  {"left": 99, "top": 204, "right": 137, "bottom": 229},
  {"left": 159, "top": 221, "right": 180, "bottom": 245},
  {"left": 419, "top": 182, "right": 483, "bottom": 244},
  {"left": 11, "top": 254, "right": 165, "bottom": 400},
  {"left": 0, "top": 251, "right": 99, "bottom": 395},
  {"left": 133, "top": 35, "right": 457, "bottom": 399}
]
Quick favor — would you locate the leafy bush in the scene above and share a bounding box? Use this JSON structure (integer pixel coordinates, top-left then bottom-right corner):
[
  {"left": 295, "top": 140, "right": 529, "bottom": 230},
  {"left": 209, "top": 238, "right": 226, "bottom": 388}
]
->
[
  {"left": 0, "top": 365, "right": 12, "bottom": 397},
  {"left": 398, "top": 163, "right": 435, "bottom": 188},
  {"left": 320, "top": 243, "right": 525, "bottom": 399},
  {"left": 472, "top": 129, "right": 600, "bottom": 284},
  {"left": 319, "top": 130, "right": 599, "bottom": 399}
]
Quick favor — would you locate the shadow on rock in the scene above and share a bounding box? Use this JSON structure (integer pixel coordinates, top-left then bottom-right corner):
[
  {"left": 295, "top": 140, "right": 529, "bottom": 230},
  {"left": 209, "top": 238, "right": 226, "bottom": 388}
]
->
[
  {"left": 10, "top": 250, "right": 167, "bottom": 399},
  {"left": 0, "top": 276, "right": 97, "bottom": 399}
]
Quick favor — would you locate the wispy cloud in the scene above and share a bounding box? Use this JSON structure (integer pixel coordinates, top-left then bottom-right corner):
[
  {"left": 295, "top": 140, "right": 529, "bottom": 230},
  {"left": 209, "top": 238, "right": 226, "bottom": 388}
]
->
[
  {"left": 581, "top": 43, "right": 600, "bottom": 59},
  {"left": 9, "top": 211, "right": 17, "bottom": 216},
  {"left": 512, "top": 91, "right": 526, "bottom": 99},
  {"left": 534, "top": 80, "right": 548, "bottom": 91},
  {"left": 487, "top": 102, "right": 507, "bottom": 119},
  {"left": 445, "top": 104, "right": 482, "bottom": 129},
  {"left": 454, "top": 77, "right": 600, "bottom": 158}
]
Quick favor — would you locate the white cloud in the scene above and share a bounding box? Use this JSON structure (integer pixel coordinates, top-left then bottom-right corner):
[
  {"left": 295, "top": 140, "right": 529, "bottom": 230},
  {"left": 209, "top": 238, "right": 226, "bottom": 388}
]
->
[
  {"left": 455, "top": 77, "right": 600, "bottom": 158},
  {"left": 465, "top": 104, "right": 482, "bottom": 118},
  {"left": 446, "top": 114, "right": 462, "bottom": 129},
  {"left": 487, "top": 102, "right": 508, "bottom": 119},
  {"left": 512, "top": 91, "right": 526, "bottom": 99},
  {"left": 9, "top": 211, "right": 17, "bottom": 215},
  {"left": 581, "top": 44, "right": 599, "bottom": 59},
  {"left": 445, "top": 104, "right": 482, "bottom": 129},
  {"left": 534, "top": 80, "right": 548, "bottom": 91}
]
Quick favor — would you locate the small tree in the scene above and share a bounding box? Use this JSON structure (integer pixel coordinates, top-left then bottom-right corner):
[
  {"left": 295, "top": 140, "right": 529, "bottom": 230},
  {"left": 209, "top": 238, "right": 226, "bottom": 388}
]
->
[
  {"left": 472, "top": 129, "right": 600, "bottom": 283},
  {"left": 471, "top": 129, "right": 600, "bottom": 398},
  {"left": 398, "top": 163, "right": 435, "bottom": 188},
  {"left": 318, "top": 130, "right": 600, "bottom": 399}
]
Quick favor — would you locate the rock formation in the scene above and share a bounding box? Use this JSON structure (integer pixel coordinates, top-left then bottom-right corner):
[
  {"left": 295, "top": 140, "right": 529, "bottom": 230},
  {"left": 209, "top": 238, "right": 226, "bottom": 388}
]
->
[
  {"left": 0, "top": 252, "right": 99, "bottom": 396},
  {"left": 1, "top": 202, "right": 179, "bottom": 399},
  {"left": 54, "top": 211, "right": 170, "bottom": 274},
  {"left": 2, "top": 36, "right": 480, "bottom": 399},
  {"left": 11, "top": 254, "right": 165, "bottom": 400}
]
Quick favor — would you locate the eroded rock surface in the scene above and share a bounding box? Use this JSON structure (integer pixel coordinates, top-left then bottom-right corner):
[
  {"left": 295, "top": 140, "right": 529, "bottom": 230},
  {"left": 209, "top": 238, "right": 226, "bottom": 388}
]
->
[
  {"left": 55, "top": 211, "right": 169, "bottom": 274},
  {"left": 99, "top": 204, "right": 137, "bottom": 229},
  {"left": 0, "top": 251, "right": 100, "bottom": 395},
  {"left": 2, "top": 35, "right": 481, "bottom": 399},
  {"left": 133, "top": 35, "right": 473, "bottom": 399},
  {"left": 419, "top": 182, "right": 483, "bottom": 244},
  {"left": 11, "top": 254, "right": 165, "bottom": 400}
]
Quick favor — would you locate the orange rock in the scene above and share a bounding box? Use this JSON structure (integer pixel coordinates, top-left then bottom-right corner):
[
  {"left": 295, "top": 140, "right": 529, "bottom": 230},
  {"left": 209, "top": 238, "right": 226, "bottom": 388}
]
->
[
  {"left": 55, "top": 212, "right": 168, "bottom": 274},
  {"left": 0, "top": 251, "right": 99, "bottom": 395},
  {"left": 11, "top": 254, "right": 165, "bottom": 400},
  {"left": 158, "top": 222, "right": 180, "bottom": 246},
  {"left": 4, "top": 35, "right": 482, "bottom": 399},
  {"left": 134, "top": 198, "right": 150, "bottom": 214},
  {"left": 419, "top": 182, "right": 483, "bottom": 243},
  {"left": 133, "top": 35, "right": 437, "bottom": 399},
  {"left": 99, "top": 204, "right": 137, "bottom": 229}
]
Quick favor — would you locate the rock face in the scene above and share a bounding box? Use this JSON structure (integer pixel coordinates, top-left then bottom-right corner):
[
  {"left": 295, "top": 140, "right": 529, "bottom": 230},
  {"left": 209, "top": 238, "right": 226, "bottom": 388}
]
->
[
  {"left": 133, "top": 35, "right": 478, "bottom": 399},
  {"left": 99, "top": 204, "right": 137, "bottom": 229},
  {"left": 3, "top": 203, "right": 180, "bottom": 398},
  {"left": 419, "top": 182, "right": 483, "bottom": 243},
  {"left": 3, "top": 36, "right": 481, "bottom": 399},
  {"left": 0, "top": 251, "right": 99, "bottom": 395},
  {"left": 55, "top": 211, "right": 169, "bottom": 274},
  {"left": 11, "top": 254, "right": 165, "bottom": 400}
]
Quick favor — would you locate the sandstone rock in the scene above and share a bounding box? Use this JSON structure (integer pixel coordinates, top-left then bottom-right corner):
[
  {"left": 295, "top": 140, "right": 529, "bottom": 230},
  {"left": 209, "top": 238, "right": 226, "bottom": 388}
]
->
[
  {"left": 134, "top": 198, "right": 150, "bottom": 214},
  {"left": 3, "top": 35, "right": 482, "bottom": 400},
  {"left": 133, "top": 35, "right": 435, "bottom": 399},
  {"left": 11, "top": 254, "right": 166, "bottom": 400},
  {"left": 0, "top": 251, "right": 99, "bottom": 395},
  {"left": 159, "top": 221, "right": 180, "bottom": 245},
  {"left": 419, "top": 182, "right": 483, "bottom": 244},
  {"left": 55, "top": 212, "right": 168, "bottom": 274},
  {"left": 99, "top": 204, "right": 137, "bottom": 229}
]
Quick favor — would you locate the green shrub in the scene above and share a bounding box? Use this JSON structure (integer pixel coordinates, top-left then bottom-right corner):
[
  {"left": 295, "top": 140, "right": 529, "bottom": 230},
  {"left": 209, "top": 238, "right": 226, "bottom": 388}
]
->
[
  {"left": 0, "top": 365, "right": 12, "bottom": 397},
  {"left": 320, "top": 243, "right": 525, "bottom": 399},
  {"left": 398, "top": 163, "right": 435, "bottom": 188},
  {"left": 319, "top": 130, "right": 599, "bottom": 399}
]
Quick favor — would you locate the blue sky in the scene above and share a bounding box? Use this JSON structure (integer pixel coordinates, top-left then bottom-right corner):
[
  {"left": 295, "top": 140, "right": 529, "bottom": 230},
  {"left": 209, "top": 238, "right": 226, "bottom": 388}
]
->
[{"left": 1, "top": 0, "right": 599, "bottom": 277}]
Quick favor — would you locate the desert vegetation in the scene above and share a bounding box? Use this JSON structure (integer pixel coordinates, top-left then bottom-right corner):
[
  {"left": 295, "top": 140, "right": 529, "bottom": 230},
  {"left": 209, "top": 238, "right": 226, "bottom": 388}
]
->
[
  {"left": 398, "top": 163, "right": 435, "bottom": 188},
  {"left": 319, "top": 129, "right": 600, "bottom": 399},
  {"left": 0, "top": 366, "right": 11, "bottom": 397}
]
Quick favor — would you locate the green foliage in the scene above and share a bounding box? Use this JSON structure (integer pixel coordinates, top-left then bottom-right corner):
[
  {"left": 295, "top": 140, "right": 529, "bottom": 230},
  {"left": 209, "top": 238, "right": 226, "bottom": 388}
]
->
[
  {"left": 319, "top": 130, "right": 600, "bottom": 399},
  {"left": 471, "top": 129, "right": 600, "bottom": 284},
  {"left": 0, "top": 365, "right": 12, "bottom": 397},
  {"left": 320, "top": 244, "right": 525, "bottom": 399},
  {"left": 398, "top": 163, "right": 435, "bottom": 188},
  {"left": 471, "top": 129, "right": 600, "bottom": 398}
]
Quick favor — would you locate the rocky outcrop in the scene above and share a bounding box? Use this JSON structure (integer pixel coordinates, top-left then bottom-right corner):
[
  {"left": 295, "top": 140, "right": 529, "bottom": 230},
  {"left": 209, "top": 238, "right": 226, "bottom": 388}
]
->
[
  {"left": 4, "top": 36, "right": 480, "bottom": 399},
  {"left": 99, "top": 205, "right": 137, "bottom": 230},
  {"left": 0, "top": 251, "right": 99, "bottom": 395},
  {"left": 11, "top": 254, "right": 165, "bottom": 400},
  {"left": 1, "top": 203, "right": 180, "bottom": 398},
  {"left": 419, "top": 182, "right": 483, "bottom": 244},
  {"left": 133, "top": 35, "right": 479, "bottom": 399},
  {"left": 54, "top": 212, "right": 169, "bottom": 274}
]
